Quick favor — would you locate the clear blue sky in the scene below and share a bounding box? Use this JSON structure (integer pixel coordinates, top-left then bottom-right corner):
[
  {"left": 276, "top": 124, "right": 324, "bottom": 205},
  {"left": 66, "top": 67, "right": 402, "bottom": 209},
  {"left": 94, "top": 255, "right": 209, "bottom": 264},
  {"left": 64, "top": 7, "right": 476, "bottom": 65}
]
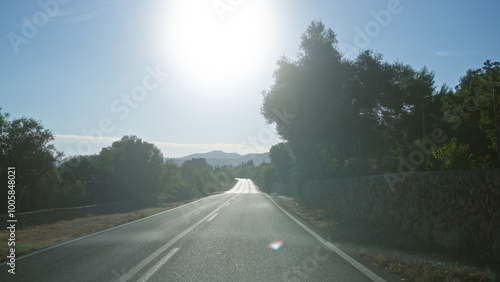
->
[{"left": 1, "top": 0, "right": 499, "bottom": 158}]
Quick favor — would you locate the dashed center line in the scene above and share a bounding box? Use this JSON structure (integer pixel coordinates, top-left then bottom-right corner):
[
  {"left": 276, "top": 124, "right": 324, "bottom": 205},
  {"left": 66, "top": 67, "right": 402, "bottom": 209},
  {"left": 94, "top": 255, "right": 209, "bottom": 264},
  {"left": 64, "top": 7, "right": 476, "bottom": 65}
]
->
[
  {"left": 138, "top": 248, "right": 179, "bottom": 281},
  {"left": 207, "top": 213, "right": 218, "bottom": 222},
  {"left": 119, "top": 196, "right": 234, "bottom": 281}
]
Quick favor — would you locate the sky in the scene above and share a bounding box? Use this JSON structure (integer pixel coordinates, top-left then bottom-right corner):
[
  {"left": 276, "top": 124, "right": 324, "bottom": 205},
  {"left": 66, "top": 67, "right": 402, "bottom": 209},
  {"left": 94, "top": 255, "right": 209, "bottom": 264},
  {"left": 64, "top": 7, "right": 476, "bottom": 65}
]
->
[{"left": 1, "top": 0, "right": 499, "bottom": 158}]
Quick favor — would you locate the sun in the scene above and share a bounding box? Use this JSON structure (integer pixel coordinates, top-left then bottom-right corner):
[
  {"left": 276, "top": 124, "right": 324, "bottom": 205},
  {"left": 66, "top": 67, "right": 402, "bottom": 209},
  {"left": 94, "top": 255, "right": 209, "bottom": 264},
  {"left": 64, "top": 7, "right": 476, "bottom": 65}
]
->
[{"left": 163, "top": 1, "right": 273, "bottom": 84}]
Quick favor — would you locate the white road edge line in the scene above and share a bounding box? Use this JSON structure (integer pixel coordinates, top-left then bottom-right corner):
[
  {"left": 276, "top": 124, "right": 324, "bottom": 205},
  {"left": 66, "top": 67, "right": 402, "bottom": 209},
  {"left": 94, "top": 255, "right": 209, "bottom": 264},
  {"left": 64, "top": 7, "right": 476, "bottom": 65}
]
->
[
  {"left": 207, "top": 213, "right": 218, "bottom": 222},
  {"left": 0, "top": 192, "right": 228, "bottom": 266},
  {"left": 264, "top": 194, "right": 387, "bottom": 282},
  {"left": 120, "top": 196, "right": 235, "bottom": 281},
  {"left": 138, "top": 248, "right": 179, "bottom": 282}
]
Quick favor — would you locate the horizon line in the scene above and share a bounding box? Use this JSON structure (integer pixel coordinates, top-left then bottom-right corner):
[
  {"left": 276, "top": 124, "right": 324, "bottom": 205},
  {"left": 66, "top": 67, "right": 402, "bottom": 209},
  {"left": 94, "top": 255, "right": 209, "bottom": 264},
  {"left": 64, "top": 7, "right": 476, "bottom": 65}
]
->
[{"left": 53, "top": 134, "right": 270, "bottom": 158}]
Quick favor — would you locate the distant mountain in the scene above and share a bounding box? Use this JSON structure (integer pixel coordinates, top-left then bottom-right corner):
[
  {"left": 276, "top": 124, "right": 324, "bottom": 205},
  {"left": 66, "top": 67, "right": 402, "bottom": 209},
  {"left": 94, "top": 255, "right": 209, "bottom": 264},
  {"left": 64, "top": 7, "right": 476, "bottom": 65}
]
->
[{"left": 170, "top": 150, "right": 270, "bottom": 167}]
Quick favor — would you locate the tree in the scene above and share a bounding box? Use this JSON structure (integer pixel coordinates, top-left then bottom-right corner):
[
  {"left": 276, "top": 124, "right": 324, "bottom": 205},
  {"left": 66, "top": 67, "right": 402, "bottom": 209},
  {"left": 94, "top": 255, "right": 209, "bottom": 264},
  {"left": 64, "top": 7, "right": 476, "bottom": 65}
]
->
[
  {"left": 0, "top": 109, "right": 8, "bottom": 133},
  {"left": 214, "top": 165, "right": 236, "bottom": 191},
  {"left": 59, "top": 155, "right": 103, "bottom": 181},
  {"left": 0, "top": 114, "right": 62, "bottom": 211},
  {"left": 269, "top": 142, "right": 293, "bottom": 182},
  {"left": 99, "top": 135, "right": 164, "bottom": 206},
  {"left": 473, "top": 60, "right": 500, "bottom": 165},
  {"left": 253, "top": 162, "right": 277, "bottom": 193},
  {"left": 432, "top": 137, "right": 476, "bottom": 170},
  {"left": 158, "top": 159, "right": 185, "bottom": 202},
  {"left": 180, "top": 158, "right": 214, "bottom": 198},
  {"left": 261, "top": 20, "right": 439, "bottom": 180},
  {"left": 262, "top": 20, "right": 349, "bottom": 180},
  {"left": 441, "top": 60, "right": 500, "bottom": 168}
]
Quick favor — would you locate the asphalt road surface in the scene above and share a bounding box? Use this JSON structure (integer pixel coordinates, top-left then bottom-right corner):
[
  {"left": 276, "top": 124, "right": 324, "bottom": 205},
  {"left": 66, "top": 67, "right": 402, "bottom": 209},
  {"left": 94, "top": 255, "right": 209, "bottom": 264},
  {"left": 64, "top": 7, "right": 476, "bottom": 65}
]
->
[{"left": 1, "top": 179, "right": 394, "bottom": 281}]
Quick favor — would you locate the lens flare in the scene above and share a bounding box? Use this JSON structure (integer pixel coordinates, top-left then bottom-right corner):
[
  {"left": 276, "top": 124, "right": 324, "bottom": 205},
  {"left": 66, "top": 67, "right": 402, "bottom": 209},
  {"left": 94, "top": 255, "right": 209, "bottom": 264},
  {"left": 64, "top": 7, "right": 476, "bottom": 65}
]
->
[{"left": 267, "top": 240, "right": 284, "bottom": 250}]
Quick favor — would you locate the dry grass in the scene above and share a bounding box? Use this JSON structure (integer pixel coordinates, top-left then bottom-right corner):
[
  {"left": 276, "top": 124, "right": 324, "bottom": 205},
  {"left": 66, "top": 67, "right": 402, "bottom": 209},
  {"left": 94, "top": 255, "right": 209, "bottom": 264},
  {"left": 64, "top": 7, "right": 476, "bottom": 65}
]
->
[
  {"left": 364, "top": 253, "right": 498, "bottom": 282},
  {"left": 273, "top": 196, "right": 338, "bottom": 234},
  {"left": 0, "top": 200, "right": 194, "bottom": 261}
]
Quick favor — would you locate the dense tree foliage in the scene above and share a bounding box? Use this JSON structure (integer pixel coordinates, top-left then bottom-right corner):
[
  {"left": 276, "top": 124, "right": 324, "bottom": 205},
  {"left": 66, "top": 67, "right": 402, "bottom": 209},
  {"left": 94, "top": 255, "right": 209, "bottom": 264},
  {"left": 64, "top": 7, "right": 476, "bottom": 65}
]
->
[
  {"left": 440, "top": 60, "right": 500, "bottom": 168},
  {"left": 180, "top": 158, "right": 215, "bottom": 198},
  {"left": 96, "top": 135, "right": 164, "bottom": 205},
  {"left": 261, "top": 20, "right": 499, "bottom": 195},
  {"left": 0, "top": 111, "right": 63, "bottom": 211},
  {"left": 251, "top": 162, "right": 277, "bottom": 193},
  {"left": 269, "top": 142, "right": 293, "bottom": 183},
  {"left": 159, "top": 159, "right": 185, "bottom": 202},
  {"left": 0, "top": 113, "right": 237, "bottom": 211}
]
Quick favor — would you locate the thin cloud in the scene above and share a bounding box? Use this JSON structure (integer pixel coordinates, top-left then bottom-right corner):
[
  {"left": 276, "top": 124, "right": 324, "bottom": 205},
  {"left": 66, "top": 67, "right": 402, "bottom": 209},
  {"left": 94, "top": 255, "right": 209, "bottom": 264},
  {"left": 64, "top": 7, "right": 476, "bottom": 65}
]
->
[
  {"left": 152, "top": 141, "right": 269, "bottom": 153},
  {"left": 59, "top": 9, "right": 104, "bottom": 24},
  {"left": 435, "top": 50, "right": 462, "bottom": 57},
  {"left": 54, "top": 134, "right": 120, "bottom": 142},
  {"left": 54, "top": 0, "right": 136, "bottom": 24},
  {"left": 54, "top": 135, "right": 269, "bottom": 157}
]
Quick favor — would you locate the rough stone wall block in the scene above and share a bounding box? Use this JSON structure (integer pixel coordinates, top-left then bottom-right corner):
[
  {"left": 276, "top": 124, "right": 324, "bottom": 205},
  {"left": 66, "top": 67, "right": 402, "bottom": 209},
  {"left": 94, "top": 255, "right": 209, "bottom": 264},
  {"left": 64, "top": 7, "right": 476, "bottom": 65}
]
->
[{"left": 304, "top": 169, "right": 498, "bottom": 260}]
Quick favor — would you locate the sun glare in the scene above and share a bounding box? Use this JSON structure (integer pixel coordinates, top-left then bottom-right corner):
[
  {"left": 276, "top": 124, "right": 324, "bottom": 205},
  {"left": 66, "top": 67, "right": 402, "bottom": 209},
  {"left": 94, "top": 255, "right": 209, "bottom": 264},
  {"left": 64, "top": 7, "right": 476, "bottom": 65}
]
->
[{"left": 164, "top": 1, "right": 273, "bottom": 84}]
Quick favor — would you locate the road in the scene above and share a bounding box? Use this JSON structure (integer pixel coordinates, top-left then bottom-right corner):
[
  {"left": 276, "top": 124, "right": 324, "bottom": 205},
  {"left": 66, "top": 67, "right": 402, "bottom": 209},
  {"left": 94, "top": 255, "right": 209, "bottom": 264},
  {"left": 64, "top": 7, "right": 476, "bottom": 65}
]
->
[{"left": 1, "top": 179, "right": 393, "bottom": 281}]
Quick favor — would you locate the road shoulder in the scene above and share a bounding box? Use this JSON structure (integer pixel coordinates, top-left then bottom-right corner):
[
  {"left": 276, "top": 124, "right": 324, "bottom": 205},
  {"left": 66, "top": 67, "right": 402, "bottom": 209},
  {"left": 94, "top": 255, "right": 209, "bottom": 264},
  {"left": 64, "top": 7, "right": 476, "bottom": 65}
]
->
[
  {"left": 269, "top": 194, "right": 499, "bottom": 282},
  {"left": 0, "top": 199, "right": 200, "bottom": 262}
]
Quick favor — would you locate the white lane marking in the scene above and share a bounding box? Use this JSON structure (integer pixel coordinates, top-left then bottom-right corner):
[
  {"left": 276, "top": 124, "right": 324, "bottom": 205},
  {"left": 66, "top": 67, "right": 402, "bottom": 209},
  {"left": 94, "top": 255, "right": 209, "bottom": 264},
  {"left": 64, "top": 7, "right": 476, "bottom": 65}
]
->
[
  {"left": 207, "top": 213, "right": 218, "bottom": 222},
  {"left": 138, "top": 248, "right": 179, "bottom": 282},
  {"left": 120, "top": 196, "right": 235, "bottom": 281},
  {"left": 0, "top": 193, "right": 230, "bottom": 266},
  {"left": 265, "top": 194, "right": 387, "bottom": 282},
  {"left": 225, "top": 202, "right": 230, "bottom": 207}
]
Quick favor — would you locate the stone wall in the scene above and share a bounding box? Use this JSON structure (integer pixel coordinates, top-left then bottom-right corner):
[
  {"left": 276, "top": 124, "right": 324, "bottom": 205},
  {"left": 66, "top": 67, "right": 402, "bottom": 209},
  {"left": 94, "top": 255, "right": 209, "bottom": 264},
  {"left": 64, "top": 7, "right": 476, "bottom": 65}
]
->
[{"left": 302, "top": 169, "right": 500, "bottom": 262}]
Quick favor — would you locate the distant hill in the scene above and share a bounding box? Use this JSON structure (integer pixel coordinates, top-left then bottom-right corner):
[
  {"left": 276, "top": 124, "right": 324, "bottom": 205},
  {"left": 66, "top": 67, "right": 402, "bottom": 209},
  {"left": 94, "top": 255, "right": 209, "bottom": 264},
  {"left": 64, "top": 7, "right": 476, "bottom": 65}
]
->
[{"left": 170, "top": 150, "right": 270, "bottom": 167}]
